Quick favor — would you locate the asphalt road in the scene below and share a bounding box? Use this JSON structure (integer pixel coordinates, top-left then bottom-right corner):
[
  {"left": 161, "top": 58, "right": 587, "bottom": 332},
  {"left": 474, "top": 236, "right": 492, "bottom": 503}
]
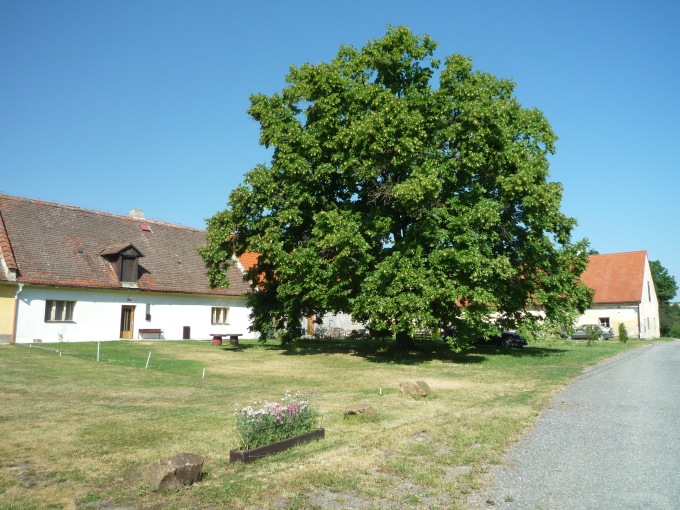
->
[{"left": 466, "top": 340, "right": 680, "bottom": 510}]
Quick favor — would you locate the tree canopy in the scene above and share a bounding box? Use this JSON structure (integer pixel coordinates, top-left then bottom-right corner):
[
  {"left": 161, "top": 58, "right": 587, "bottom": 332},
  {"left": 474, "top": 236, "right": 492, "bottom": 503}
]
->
[
  {"left": 650, "top": 260, "right": 678, "bottom": 303},
  {"left": 201, "top": 26, "right": 593, "bottom": 347},
  {"left": 650, "top": 259, "right": 679, "bottom": 337}
]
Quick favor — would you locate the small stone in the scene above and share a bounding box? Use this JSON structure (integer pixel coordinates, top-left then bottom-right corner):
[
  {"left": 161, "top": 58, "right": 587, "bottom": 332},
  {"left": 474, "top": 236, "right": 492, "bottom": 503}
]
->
[
  {"left": 343, "top": 403, "right": 377, "bottom": 420},
  {"left": 399, "top": 380, "right": 430, "bottom": 397},
  {"left": 139, "top": 452, "right": 204, "bottom": 491}
]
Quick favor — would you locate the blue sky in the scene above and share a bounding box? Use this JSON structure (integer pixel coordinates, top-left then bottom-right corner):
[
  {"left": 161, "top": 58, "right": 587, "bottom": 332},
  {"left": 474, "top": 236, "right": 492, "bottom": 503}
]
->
[{"left": 2, "top": 1, "right": 678, "bottom": 297}]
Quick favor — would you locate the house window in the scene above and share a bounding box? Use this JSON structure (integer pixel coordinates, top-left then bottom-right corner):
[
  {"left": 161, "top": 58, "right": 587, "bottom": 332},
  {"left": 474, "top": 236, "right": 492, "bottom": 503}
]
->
[
  {"left": 599, "top": 318, "right": 610, "bottom": 328},
  {"left": 211, "top": 307, "right": 229, "bottom": 325},
  {"left": 45, "top": 300, "right": 75, "bottom": 322}
]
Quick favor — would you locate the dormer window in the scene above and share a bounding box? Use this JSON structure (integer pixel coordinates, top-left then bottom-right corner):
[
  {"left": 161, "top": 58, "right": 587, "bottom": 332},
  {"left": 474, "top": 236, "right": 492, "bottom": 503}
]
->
[
  {"left": 100, "top": 243, "right": 144, "bottom": 285},
  {"left": 120, "top": 252, "right": 139, "bottom": 282}
]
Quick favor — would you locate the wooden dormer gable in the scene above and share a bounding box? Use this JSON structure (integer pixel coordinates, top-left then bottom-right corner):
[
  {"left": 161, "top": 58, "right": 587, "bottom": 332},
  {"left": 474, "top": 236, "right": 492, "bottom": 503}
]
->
[{"left": 100, "top": 243, "right": 144, "bottom": 284}]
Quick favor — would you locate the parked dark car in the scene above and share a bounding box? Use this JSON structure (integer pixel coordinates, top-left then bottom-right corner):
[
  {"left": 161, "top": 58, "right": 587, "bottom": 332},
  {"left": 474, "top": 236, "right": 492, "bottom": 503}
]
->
[
  {"left": 440, "top": 324, "right": 456, "bottom": 340},
  {"left": 569, "top": 324, "right": 614, "bottom": 340},
  {"left": 478, "top": 331, "right": 528, "bottom": 348}
]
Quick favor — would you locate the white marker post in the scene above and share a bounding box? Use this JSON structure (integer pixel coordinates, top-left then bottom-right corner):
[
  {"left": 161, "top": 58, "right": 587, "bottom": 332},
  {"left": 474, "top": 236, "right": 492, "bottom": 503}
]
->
[
  {"left": 145, "top": 351, "right": 152, "bottom": 369},
  {"left": 202, "top": 368, "right": 206, "bottom": 379}
]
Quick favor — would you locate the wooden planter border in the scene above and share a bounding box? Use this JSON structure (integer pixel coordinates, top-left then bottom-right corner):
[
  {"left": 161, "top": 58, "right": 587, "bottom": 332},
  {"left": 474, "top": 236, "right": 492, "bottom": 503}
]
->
[{"left": 229, "top": 428, "right": 325, "bottom": 464}]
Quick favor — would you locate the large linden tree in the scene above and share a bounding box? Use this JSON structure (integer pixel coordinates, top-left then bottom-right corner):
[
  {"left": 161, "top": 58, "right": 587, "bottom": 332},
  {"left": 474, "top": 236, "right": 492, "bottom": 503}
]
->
[{"left": 201, "top": 26, "right": 593, "bottom": 348}]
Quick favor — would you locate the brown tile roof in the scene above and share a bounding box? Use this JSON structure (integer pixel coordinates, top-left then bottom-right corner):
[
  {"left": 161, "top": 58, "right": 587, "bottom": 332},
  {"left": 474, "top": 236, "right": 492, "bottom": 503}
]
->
[
  {"left": 99, "top": 243, "right": 144, "bottom": 257},
  {"left": 581, "top": 251, "right": 647, "bottom": 303},
  {"left": 0, "top": 210, "right": 18, "bottom": 282},
  {"left": 0, "top": 194, "right": 250, "bottom": 296}
]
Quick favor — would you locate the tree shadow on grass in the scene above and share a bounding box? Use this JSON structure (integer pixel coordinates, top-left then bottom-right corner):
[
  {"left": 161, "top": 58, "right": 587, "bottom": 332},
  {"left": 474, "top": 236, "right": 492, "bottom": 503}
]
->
[
  {"left": 473, "top": 344, "right": 568, "bottom": 358},
  {"left": 278, "top": 337, "right": 565, "bottom": 365},
  {"left": 218, "top": 338, "right": 567, "bottom": 365}
]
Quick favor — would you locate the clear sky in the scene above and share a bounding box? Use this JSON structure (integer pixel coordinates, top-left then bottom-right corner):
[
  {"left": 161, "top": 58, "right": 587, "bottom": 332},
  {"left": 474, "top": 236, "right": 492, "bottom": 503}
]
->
[{"left": 2, "top": 1, "right": 678, "bottom": 297}]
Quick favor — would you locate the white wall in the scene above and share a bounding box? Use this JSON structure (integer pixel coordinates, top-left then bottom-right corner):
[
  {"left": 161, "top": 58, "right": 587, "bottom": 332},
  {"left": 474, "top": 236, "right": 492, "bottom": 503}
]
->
[
  {"left": 321, "top": 313, "right": 361, "bottom": 332},
  {"left": 302, "top": 312, "right": 366, "bottom": 336},
  {"left": 14, "top": 285, "right": 255, "bottom": 343},
  {"left": 639, "top": 257, "right": 660, "bottom": 338}
]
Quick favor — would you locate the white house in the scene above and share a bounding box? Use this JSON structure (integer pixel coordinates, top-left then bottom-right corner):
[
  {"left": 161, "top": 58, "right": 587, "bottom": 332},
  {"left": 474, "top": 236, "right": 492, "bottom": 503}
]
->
[
  {"left": 578, "top": 250, "right": 660, "bottom": 339},
  {"left": 0, "top": 194, "right": 256, "bottom": 343}
]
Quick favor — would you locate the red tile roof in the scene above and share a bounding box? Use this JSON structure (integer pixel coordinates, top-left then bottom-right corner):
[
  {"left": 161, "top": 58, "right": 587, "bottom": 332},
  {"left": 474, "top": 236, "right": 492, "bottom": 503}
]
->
[
  {"left": 581, "top": 251, "right": 647, "bottom": 303},
  {"left": 0, "top": 194, "right": 250, "bottom": 296},
  {"left": 237, "top": 251, "right": 259, "bottom": 272}
]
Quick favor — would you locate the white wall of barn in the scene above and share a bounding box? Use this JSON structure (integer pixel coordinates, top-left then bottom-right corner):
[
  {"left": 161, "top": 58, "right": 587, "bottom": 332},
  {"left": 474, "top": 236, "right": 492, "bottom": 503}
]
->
[
  {"left": 13, "top": 285, "right": 255, "bottom": 343},
  {"left": 639, "top": 257, "right": 661, "bottom": 338}
]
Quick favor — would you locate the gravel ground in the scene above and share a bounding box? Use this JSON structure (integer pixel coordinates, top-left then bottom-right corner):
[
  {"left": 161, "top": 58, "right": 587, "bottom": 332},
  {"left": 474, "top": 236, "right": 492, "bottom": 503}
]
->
[{"left": 465, "top": 339, "right": 680, "bottom": 510}]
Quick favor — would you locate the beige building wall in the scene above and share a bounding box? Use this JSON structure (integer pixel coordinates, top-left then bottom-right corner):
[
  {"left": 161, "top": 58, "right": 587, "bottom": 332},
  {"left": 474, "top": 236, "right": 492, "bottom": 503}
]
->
[
  {"left": 638, "top": 257, "right": 660, "bottom": 338},
  {"left": 0, "top": 284, "right": 16, "bottom": 343},
  {"left": 578, "top": 304, "right": 642, "bottom": 338}
]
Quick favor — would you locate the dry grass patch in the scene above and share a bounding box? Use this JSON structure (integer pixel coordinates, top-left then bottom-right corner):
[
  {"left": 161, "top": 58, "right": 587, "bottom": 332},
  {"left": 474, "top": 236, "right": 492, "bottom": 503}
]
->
[{"left": 0, "top": 337, "right": 656, "bottom": 509}]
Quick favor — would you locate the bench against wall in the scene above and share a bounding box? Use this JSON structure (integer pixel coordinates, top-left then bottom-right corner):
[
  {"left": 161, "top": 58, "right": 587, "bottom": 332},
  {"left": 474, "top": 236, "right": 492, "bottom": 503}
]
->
[{"left": 138, "top": 328, "right": 163, "bottom": 339}]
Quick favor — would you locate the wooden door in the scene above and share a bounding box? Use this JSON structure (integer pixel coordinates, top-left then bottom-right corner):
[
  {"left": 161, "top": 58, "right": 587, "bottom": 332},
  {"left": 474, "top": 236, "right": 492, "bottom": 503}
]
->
[
  {"left": 307, "top": 316, "right": 315, "bottom": 335},
  {"left": 120, "top": 305, "right": 135, "bottom": 339}
]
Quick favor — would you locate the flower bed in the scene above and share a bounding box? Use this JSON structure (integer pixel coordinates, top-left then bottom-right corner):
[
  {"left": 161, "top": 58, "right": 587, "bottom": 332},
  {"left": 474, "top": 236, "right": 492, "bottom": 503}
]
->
[{"left": 233, "top": 390, "right": 320, "bottom": 452}]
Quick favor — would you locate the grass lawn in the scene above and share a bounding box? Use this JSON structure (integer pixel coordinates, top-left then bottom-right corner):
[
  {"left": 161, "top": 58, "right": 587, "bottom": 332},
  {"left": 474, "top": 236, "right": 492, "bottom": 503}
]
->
[{"left": 0, "top": 337, "right": 662, "bottom": 509}]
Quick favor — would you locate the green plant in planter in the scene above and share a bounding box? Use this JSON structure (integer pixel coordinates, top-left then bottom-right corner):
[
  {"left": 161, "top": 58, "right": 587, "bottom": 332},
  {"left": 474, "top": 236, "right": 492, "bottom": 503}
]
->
[
  {"left": 234, "top": 390, "right": 319, "bottom": 450},
  {"left": 618, "top": 323, "right": 629, "bottom": 343}
]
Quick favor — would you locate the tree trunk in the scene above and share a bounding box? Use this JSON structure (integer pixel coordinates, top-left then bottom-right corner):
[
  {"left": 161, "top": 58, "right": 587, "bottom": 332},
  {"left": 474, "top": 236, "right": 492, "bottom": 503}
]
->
[{"left": 395, "top": 331, "right": 413, "bottom": 349}]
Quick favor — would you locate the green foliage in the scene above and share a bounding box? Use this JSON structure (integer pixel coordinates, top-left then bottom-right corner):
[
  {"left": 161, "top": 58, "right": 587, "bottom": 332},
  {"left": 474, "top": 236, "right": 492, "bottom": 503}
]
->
[
  {"left": 650, "top": 260, "right": 678, "bottom": 303},
  {"left": 651, "top": 260, "right": 679, "bottom": 336},
  {"left": 201, "top": 26, "right": 593, "bottom": 348},
  {"left": 659, "top": 301, "right": 680, "bottom": 337},
  {"left": 661, "top": 301, "right": 680, "bottom": 337},
  {"left": 584, "top": 325, "right": 602, "bottom": 345},
  {"left": 618, "top": 323, "right": 629, "bottom": 343}
]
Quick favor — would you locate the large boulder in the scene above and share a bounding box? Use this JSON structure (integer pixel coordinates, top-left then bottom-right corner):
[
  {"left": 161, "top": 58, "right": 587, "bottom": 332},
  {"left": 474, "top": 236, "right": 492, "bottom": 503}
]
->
[
  {"left": 344, "top": 403, "right": 377, "bottom": 421},
  {"left": 139, "top": 452, "right": 204, "bottom": 491},
  {"left": 399, "top": 380, "right": 430, "bottom": 397}
]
